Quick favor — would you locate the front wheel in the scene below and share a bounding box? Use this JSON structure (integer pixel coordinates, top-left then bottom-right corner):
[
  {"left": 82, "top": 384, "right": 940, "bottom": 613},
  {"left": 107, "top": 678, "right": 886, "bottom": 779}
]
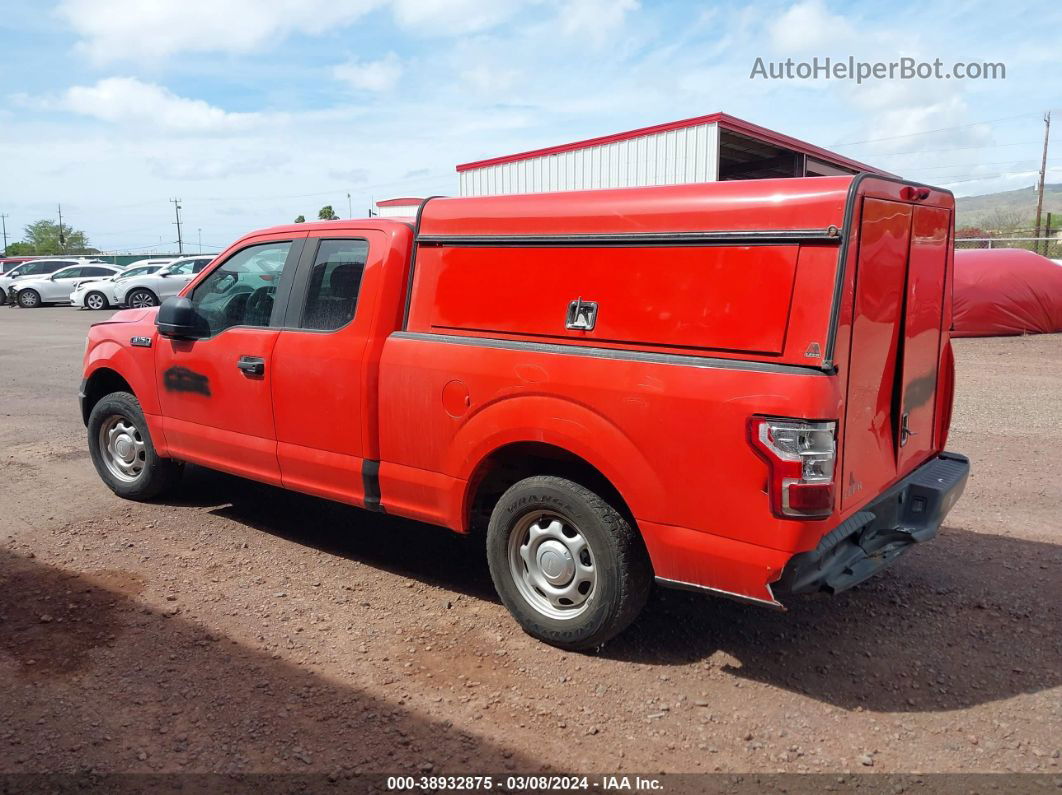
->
[
  {"left": 486, "top": 475, "right": 651, "bottom": 651},
  {"left": 87, "top": 391, "right": 182, "bottom": 500},
  {"left": 126, "top": 289, "right": 158, "bottom": 308},
  {"left": 85, "top": 291, "right": 109, "bottom": 310},
  {"left": 17, "top": 289, "right": 41, "bottom": 308}
]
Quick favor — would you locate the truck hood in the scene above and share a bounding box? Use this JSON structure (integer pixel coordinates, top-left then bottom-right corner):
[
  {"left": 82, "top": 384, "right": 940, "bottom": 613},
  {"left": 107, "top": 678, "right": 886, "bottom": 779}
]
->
[{"left": 96, "top": 307, "right": 158, "bottom": 325}]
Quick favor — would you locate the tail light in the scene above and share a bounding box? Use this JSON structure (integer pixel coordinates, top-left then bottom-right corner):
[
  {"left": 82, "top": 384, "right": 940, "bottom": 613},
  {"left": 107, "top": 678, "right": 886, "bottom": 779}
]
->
[{"left": 748, "top": 417, "right": 837, "bottom": 519}]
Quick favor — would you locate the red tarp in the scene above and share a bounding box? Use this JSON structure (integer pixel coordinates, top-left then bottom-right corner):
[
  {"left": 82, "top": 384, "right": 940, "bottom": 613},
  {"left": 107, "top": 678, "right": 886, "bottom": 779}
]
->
[{"left": 952, "top": 248, "right": 1062, "bottom": 337}]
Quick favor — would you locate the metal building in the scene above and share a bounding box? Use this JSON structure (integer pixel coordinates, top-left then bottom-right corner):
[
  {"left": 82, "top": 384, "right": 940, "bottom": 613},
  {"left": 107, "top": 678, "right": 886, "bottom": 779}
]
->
[
  {"left": 375, "top": 197, "right": 425, "bottom": 217},
  {"left": 456, "top": 112, "right": 891, "bottom": 197}
]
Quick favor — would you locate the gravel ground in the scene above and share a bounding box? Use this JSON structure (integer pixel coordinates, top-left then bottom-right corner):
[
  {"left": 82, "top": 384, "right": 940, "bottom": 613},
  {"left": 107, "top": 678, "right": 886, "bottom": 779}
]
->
[{"left": 0, "top": 308, "right": 1059, "bottom": 778}]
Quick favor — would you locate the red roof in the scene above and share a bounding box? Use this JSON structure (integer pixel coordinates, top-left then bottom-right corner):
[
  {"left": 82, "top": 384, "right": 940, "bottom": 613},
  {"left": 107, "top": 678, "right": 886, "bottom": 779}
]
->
[
  {"left": 377, "top": 197, "right": 425, "bottom": 207},
  {"left": 455, "top": 112, "right": 892, "bottom": 177}
]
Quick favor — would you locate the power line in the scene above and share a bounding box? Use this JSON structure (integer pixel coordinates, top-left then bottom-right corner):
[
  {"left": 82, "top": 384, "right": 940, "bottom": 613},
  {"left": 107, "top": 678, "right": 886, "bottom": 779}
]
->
[
  {"left": 831, "top": 111, "right": 1043, "bottom": 147},
  {"left": 912, "top": 156, "right": 1062, "bottom": 172},
  {"left": 867, "top": 140, "right": 1042, "bottom": 158}
]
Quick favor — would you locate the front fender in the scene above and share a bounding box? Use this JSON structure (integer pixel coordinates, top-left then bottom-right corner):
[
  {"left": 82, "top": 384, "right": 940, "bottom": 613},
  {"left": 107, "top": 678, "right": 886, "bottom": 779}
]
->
[
  {"left": 84, "top": 337, "right": 160, "bottom": 416},
  {"left": 447, "top": 393, "right": 665, "bottom": 524}
]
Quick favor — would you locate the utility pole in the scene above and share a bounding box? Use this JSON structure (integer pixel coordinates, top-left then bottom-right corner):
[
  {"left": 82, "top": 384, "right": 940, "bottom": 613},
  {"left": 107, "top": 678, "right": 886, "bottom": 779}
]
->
[
  {"left": 347, "top": 192, "right": 352, "bottom": 218},
  {"left": 1033, "top": 111, "right": 1051, "bottom": 255},
  {"left": 1, "top": 214, "right": 8, "bottom": 256},
  {"left": 198, "top": 228, "right": 202, "bottom": 254},
  {"left": 171, "top": 198, "right": 184, "bottom": 254},
  {"left": 57, "top": 204, "right": 65, "bottom": 252}
]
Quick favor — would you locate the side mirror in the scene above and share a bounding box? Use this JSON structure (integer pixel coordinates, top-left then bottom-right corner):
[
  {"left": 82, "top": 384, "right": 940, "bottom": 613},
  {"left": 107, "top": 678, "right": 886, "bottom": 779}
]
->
[
  {"left": 156, "top": 296, "right": 205, "bottom": 339},
  {"left": 159, "top": 271, "right": 169, "bottom": 277}
]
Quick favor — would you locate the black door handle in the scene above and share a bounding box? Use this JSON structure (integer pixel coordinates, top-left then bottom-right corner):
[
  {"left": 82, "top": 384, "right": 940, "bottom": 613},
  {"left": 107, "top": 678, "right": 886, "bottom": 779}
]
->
[{"left": 236, "top": 356, "right": 265, "bottom": 376}]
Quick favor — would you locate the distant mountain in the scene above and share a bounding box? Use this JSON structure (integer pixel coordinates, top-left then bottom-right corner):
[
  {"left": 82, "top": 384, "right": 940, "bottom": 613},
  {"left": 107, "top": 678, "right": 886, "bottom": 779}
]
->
[{"left": 955, "top": 183, "right": 1062, "bottom": 231}]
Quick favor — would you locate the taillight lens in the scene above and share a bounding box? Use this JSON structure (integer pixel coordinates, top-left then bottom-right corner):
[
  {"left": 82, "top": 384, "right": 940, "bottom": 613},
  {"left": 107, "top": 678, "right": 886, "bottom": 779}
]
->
[{"left": 748, "top": 417, "right": 837, "bottom": 519}]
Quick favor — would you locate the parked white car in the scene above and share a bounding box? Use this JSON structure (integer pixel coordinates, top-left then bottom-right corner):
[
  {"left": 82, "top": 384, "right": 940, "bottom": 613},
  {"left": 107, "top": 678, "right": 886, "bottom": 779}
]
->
[
  {"left": 9, "top": 263, "right": 123, "bottom": 308},
  {"left": 71, "top": 263, "right": 168, "bottom": 310},
  {"left": 0, "top": 257, "right": 104, "bottom": 306},
  {"left": 113, "top": 255, "right": 214, "bottom": 308}
]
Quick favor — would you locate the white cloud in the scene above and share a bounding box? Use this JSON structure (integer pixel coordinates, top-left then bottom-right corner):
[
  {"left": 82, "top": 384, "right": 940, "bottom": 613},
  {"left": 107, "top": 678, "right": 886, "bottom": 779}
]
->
[
  {"left": 61, "top": 77, "right": 263, "bottom": 132},
  {"left": 333, "top": 53, "right": 404, "bottom": 92},
  {"left": 460, "top": 64, "right": 521, "bottom": 95},
  {"left": 559, "top": 0, "right": 639, "bottom": 46},
  {"left": 390, "top": 0, "right": 530, "bottom": 35},
  {"left": 768, "top": 0, "right": 855, "bottom": 54},
  {"left": 57, "top": 0, "right": 531, "bottom": 61},
  {"left": 57, "top": 0, "right": 384, "bottom": 62}
]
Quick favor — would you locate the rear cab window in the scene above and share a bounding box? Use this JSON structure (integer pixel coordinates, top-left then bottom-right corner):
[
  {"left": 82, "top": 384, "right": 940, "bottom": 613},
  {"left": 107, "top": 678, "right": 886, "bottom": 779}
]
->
[{"left": 298, "top": 239, "right": 368, "bottom": 331}]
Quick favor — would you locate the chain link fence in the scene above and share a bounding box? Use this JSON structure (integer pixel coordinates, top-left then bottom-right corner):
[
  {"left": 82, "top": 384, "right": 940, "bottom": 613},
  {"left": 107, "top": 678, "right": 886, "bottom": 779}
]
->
[{"left": 955, "top": 236, "right": 1062, "bottom": 260}]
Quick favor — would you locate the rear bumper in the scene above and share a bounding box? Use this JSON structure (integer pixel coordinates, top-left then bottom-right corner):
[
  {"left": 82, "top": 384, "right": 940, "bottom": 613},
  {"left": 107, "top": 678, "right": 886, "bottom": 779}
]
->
[{"left": 774, "top": 452, "right": 969, "bottom": 596}]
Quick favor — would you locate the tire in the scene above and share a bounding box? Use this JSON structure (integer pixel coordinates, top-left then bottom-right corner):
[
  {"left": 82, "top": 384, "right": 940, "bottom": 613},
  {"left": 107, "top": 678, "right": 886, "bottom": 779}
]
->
[
  {"left": 126, "top": 289, "right": 158, "bottom": 309},
  {"left": 17, "top": 289, "right": 41, "bottom": 308},
  {"left": 87, "top": 391, "right": 182, "bottom": 500},
  {"left": 486, "top": 475, "right": 651, "bottom": 651},
  {"left": 85, "top": 291, "right": 109, "bottom": 310},
  {"left": 0, "top": 291, "right": 6, "bottom": 306}
]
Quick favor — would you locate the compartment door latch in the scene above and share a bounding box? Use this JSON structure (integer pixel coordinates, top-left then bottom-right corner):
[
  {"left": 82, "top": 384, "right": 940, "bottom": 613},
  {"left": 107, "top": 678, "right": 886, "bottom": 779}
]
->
[
  {"left": 566, "top": 297, "right": 598, "bottom": 331},
  {"left": 899, "top": 412, "right": 918, "bottom": 447}
]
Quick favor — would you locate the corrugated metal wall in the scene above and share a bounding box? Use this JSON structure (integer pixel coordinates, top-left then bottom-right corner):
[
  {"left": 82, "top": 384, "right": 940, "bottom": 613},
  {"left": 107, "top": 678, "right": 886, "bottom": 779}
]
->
[
  {"left": 376, "top": 204, "right": 420, "bottom": 217},
  {"left": 459, "top": 121, "right": 719, "bottom": 197}
]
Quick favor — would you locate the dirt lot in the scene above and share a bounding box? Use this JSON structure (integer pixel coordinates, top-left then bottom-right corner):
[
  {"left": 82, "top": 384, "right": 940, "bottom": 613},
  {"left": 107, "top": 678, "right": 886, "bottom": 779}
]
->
[{"left": 0, "top": 307, "right": 1059, "bottom": 778}]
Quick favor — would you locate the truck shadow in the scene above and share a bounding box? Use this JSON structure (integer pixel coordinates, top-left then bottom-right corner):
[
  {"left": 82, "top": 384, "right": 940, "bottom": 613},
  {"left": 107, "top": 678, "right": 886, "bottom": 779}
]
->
[
  {"left": 605, "top": 526, "right": 1062, "bottom": 712},
  {"left": 0, "top": 549, "right": 533, "bottom": 776},
  {"left": 168, "top": 465, "right": 497, "bottom": 601},
  {"left": 161, "top": 467, "right": 1061, "bottom": 714}
]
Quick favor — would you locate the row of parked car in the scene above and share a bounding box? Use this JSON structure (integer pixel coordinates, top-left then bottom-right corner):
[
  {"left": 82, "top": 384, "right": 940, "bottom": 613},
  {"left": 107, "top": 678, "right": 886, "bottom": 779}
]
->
[{"left": 0, "top": 254, "right": 215, "bottom": 310}]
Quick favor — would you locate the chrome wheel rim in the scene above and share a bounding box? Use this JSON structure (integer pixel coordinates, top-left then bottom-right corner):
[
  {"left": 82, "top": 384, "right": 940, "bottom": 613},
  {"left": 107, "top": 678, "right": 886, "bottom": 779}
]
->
[
  {"left": 129, "top": 291, "right": 155, "bottom": 308},
  {"left": 508, "top": 510, "right": 597, "bottom": 620},
  {"left": 87, "top": 293, "right": 105, "bottom": 309},
  {"left": 19, "top": 291, "right": 38, "bottom": 307},
  {"left": 98, "top": 415, "right": 146, "bottom": 483}
]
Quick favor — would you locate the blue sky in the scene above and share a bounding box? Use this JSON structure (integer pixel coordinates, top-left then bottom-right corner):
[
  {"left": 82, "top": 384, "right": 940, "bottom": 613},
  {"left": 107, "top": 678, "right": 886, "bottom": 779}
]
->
[{"left": 1, "top": 0, "right": 1060, "bottom": 253}]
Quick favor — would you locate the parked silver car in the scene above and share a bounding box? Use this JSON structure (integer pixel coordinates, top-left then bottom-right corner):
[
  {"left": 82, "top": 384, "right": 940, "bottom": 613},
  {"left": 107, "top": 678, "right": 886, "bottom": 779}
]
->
[
  {"left": 9, "top": 263, "right": 123, "bottom": 308},
  {"left": 0, "top": 257, "right": 103, "bottom": 306},
  {"left": 70, "top": 263, "right": 169, "bottom": 310},
  {"left": 113, "top": 255, "right": 214, "bottom": 308}
]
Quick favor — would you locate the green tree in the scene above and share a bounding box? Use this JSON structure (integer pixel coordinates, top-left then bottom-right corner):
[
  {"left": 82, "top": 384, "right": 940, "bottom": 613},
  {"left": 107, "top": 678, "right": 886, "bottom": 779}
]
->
[
  {"left": 294, "top": 214, "right": 306, "bottom": 223},
  {"left": 318, "top": 205, "right": 339, "bottom": 220},
  {"left": 20, "top": 219, "right": 94, "bottom": 255}
]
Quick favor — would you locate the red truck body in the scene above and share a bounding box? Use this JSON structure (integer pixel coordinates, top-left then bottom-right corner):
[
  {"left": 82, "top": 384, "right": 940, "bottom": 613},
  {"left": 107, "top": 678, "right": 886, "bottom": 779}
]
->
[{"left": 81, "top": 174, "right": 968, "bottom": 647}]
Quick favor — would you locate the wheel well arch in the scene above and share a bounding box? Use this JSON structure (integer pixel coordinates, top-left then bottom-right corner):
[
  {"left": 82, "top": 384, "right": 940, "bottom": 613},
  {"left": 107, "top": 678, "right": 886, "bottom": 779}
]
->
[
  {"left": 81, "top": 367, "right": 134, "bottom": 424},
  {"left": 465, "top": 441, "right": 636, "bottom": 536}
]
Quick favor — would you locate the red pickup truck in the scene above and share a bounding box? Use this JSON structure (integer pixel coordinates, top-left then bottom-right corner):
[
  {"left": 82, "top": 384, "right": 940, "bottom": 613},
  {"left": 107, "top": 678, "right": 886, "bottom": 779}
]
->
[{"left": 81, "top": 175, "right": 969, "bottom": 649}]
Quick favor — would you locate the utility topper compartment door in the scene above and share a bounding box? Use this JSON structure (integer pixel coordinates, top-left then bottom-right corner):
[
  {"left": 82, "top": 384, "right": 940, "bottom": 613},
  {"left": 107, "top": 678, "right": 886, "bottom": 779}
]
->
[
  {"left": 841, "top": 198, "right": 912, "bottom": 510},
  {"left": 896, "top": 205, "right": 950, "bottom": 475},
  {"left": 414, "top": 244, "right": 799, "bottom": 355}
]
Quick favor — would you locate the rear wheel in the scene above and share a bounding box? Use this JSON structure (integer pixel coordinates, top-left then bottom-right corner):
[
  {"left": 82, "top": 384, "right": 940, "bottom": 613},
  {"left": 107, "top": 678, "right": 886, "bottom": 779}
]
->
[
  {"left": 87, "top": 391, "right": 182, "bottom": 500},
  {"left": 486, "top": 475, "right": 651, "bottom": 651},
  {"left": 17, "top": 289, "right": 41, "bottom": 308},
  {"left": 126, "top": 289, "right": 158, "bottom": 308},
  {"left": 85, "top": 291, "right": 109, "bottom": 310}
]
